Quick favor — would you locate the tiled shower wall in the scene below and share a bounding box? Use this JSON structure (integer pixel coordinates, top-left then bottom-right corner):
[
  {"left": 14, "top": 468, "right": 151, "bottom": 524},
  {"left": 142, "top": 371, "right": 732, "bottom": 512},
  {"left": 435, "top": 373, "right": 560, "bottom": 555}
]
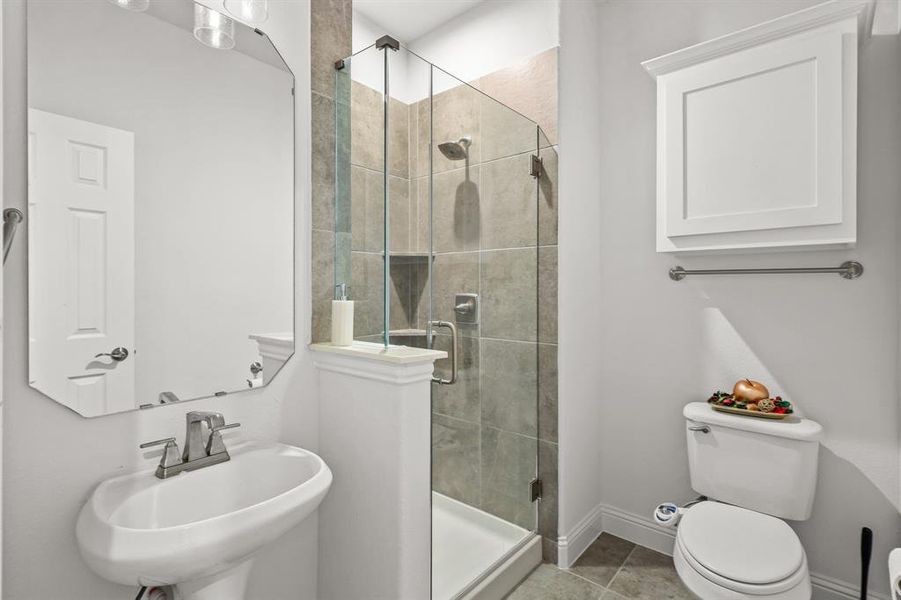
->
[{"left": 310, "top": 0, "right": 352, "bottom": 343}]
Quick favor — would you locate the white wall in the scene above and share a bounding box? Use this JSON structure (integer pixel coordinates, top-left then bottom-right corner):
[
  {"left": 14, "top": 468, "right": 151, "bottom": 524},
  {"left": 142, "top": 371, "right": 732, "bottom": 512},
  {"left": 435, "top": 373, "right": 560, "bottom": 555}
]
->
[
  {"left": 28, "top": 0, "right": 294, "bottom": 408},
  {"left": 405, "top": 0, "right": 558, "bottom": 87},
  {"left": 2, "top": 0, "right": 318, "bottom": 598},
  {"left": 350, "top": 0, "right": 560, "bottom": 103},
  {"left": 557, "top": 0, "right": 605, "bottom": 557},
  {"left": 573, "top": 0, "right": 901, "bottom": 596}
]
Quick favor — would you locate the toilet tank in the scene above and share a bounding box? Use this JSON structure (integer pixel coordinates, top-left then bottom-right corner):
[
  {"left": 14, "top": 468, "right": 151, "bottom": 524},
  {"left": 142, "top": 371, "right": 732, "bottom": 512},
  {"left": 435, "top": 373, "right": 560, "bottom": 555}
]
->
[{"left": 684, "top": 402, "right": 823, "bottom": 520}]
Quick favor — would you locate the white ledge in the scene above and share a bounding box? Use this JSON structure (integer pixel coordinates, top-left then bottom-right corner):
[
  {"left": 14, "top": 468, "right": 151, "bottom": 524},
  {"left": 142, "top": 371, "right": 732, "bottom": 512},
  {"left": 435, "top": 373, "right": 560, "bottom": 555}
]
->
[
  {"left": 250, "top": 332, "right": 295, "bottom": 361},
  {"left": 642, "top": 0, "right": 875, "bottom": 79},
  {"left": 309, "top": 341, "right": 446, "bottom": 365}
]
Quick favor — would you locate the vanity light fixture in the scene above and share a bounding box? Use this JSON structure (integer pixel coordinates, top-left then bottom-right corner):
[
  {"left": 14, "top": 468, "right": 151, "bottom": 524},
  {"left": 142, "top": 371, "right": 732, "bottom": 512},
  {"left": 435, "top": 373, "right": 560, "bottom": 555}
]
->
[
  {"left": 107, "top": 0, "right": 149, "bottom": 11},
  {"left": 224, "top": 0, "right": 268, "bottom": 24},
  {"left": 193, "top": 4, "right": 236, "bottom": 50}
]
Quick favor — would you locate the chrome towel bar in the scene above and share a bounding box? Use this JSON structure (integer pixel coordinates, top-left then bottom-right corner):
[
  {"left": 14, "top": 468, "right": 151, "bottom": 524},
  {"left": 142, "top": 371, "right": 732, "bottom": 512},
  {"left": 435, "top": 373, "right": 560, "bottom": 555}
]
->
[{"left": 669, "top": 260, "right": 863, "bottom": 281}]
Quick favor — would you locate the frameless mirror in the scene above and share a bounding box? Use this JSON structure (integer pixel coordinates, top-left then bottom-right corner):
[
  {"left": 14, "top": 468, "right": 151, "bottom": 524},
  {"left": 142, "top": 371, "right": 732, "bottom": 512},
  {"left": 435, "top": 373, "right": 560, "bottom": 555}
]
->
[{"left": 26, "top": 0, "right": 294, "bottom": 417}]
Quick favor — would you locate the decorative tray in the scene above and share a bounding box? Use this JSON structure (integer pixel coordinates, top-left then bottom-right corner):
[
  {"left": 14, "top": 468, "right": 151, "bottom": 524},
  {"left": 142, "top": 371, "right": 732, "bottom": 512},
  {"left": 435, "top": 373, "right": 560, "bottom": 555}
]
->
[
  {"left": 711, "top": 405, "right": 788, "bottom": 420},
  {"left": 707, "top": 389, "right": 793, "bottom": 420}
]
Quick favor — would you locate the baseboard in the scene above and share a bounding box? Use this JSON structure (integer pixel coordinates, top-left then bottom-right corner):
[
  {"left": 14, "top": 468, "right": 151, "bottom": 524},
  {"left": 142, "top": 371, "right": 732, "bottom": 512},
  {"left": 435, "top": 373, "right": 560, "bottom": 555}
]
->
[
  {"left": 558, "top": 501, "right": 890, "bottom": 600},
  {"left": 556, "top": 503, "right": 603, "bottom": 568},
  {"left": 598, "top": 503, "right": 677, "bottom": 556},
  {"left": 809, "top": 572, "right": 890, "bottom": 600}
]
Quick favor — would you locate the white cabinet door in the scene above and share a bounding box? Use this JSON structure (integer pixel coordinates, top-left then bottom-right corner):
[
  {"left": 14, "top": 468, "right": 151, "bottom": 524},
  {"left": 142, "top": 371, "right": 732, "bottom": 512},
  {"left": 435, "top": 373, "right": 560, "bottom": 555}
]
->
[
  {"left": 644, "top": 2, "right": 871, "bottom": 254},
  {"left": 28, "top": 109, "right": 135, "bottom": 416}
]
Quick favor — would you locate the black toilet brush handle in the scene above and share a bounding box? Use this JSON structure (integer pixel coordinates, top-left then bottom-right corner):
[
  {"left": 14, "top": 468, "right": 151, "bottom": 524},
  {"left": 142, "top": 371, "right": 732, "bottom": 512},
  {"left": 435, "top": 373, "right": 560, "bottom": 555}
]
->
[{"left": 860, "top": 527, "right": 873, "bottom": 600}]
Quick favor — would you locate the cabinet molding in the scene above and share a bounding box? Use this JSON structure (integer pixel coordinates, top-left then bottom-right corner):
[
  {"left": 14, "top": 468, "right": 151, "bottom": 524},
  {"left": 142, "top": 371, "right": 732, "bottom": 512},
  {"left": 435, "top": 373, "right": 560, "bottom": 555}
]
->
[{"left": 644, "top": 0, "right": 874, "bottom": 254}]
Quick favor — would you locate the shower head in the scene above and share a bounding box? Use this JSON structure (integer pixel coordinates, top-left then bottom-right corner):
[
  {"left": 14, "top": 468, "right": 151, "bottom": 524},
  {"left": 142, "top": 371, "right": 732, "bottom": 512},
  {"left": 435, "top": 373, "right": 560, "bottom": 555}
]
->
[{"left": 438, "top": 136, "right": 471, "bottom": 160}]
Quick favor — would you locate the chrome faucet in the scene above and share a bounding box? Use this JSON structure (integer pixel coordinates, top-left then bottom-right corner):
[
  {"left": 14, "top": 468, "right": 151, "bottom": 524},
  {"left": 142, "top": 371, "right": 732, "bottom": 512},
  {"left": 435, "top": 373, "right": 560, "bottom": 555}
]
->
[{"left": 139, "top": 411, "right": 241, "bottom": 479}]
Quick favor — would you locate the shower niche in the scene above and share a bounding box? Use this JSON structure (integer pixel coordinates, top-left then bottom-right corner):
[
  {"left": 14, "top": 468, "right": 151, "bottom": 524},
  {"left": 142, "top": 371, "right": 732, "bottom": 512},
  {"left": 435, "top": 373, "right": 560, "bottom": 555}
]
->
[{"left": 334, "top": 38, "right": 557, "bottom": 600}]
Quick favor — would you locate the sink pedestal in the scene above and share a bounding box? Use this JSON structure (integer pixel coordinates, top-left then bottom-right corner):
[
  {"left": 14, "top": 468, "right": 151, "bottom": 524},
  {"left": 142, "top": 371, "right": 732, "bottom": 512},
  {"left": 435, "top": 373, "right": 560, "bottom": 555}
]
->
[{"left": 175, "top": 558, "right": 254, "bottom": 600}]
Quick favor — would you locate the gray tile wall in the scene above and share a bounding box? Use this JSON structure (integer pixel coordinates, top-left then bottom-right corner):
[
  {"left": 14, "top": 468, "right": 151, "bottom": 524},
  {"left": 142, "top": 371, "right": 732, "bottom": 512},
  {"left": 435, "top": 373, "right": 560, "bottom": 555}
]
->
[{"left": 311, "top": 0, "right": 352, "bottom": 343}]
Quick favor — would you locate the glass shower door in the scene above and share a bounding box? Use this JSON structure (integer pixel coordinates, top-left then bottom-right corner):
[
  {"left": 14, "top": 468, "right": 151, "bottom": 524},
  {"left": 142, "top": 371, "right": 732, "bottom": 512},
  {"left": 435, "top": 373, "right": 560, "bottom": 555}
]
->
[
  {"left": 427, "top": 65, "right": 540, "bottom": 600},
  {"left": 335, "top": 44, "right": 543, "bottom": 599}
]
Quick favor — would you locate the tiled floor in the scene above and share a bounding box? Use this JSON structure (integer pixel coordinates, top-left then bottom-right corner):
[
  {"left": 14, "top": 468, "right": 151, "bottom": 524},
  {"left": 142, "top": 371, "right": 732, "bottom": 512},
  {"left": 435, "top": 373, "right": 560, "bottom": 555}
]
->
[{"left": 506, "top": 533, "right": 694, "bottom": 600}]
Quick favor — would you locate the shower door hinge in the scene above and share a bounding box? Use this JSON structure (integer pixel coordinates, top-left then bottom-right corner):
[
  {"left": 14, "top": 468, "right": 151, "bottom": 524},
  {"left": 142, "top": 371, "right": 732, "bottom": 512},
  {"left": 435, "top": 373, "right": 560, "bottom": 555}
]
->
[
  {"left": 530, "top": 478, "right": 543, "bottom": 502},
  {"left": 530, "top": 155, "right": 542, "bottom": 178}
]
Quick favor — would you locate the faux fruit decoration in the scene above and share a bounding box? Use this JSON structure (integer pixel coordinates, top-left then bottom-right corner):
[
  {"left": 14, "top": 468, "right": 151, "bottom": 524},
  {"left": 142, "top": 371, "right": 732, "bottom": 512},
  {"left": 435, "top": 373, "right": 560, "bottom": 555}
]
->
[
  {"left": 707, "top": 379, "right": 793, "bottom": 418},
  {"left": 732, "top": 379, "right": 769, "bottom": 403}
]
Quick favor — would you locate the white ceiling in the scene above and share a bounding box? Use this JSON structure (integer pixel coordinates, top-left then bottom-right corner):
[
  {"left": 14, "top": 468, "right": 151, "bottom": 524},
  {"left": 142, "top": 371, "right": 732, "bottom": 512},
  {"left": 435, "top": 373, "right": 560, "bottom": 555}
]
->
[{"left": 353, "top": 0, "right": 485, "bottom": 43}]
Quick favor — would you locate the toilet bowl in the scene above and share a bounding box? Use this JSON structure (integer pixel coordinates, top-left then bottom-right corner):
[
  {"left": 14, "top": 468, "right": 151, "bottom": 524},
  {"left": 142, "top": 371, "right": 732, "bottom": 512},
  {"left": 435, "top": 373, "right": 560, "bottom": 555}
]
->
[{"left": 673, "top": 501, "right": 811, "bottom": 600}]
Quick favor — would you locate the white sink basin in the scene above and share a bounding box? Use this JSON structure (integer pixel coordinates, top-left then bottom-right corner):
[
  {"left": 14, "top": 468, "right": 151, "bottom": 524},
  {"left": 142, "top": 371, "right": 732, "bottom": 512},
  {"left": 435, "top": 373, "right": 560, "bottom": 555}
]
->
[{"left": 76, "top": 440, "right": 332, "bottom": 600}]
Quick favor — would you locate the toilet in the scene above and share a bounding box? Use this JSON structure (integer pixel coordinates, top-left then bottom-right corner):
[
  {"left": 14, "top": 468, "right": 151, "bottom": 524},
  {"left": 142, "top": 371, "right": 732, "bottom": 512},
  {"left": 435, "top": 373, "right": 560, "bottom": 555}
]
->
[{"left": 674, "top": 402, "right": 824, "bottom": 600}]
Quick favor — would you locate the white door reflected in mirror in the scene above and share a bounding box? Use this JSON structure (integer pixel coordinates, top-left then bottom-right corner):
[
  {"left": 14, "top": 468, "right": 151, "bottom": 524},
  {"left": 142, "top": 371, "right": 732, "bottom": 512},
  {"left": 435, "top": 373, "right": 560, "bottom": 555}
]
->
[{"left": 28, "top": 110, "right": 136, "bottom": 416}]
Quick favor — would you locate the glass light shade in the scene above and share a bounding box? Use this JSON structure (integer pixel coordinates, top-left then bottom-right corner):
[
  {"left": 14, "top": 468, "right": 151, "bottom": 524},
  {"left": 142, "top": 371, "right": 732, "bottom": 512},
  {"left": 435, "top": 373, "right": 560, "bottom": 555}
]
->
[
  {"left": 193, "top": 4, "right": 236, "bottom": 50},
  {"left": 224, "top": 0, "right": 268, "bottom": 24},
  {"left": 107, "top": 0, "right": 149, "bottom": 11}
]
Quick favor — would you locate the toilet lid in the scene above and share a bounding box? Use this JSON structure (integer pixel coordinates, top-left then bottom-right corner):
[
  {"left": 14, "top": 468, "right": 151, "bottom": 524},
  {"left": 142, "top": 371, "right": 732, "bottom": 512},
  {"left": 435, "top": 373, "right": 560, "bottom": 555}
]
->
[{"left": 679, "top": 502, "right": 804, "bottom": 585}]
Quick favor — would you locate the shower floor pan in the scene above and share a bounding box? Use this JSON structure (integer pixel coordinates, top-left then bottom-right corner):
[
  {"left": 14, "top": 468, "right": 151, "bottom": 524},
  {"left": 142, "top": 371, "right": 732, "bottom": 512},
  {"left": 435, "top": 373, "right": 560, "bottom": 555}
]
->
[{"left": 432, "top": 492, "right": 540, "bottom": 600}]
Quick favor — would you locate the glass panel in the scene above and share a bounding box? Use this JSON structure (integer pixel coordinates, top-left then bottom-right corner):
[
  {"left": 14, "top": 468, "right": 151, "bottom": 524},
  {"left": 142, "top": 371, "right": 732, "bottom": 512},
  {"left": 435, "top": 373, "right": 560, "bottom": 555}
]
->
[
  {"left": 338, "top": 45, "right": 543, "bottom": 599},
  {"left": 334, "top": 45, "right": 386, "bottom": 344},
  {"left": 429, "top": 65, "right": 540, "bottom": 599},
  {"left": 537, "top": 126, "right": 558, "bottom": 548},
  {"left": 384, "top": 48, "right": 432, "bottom": 347},
  {"left": 336, "top": 45, "right": 433, "bottom": 347}
]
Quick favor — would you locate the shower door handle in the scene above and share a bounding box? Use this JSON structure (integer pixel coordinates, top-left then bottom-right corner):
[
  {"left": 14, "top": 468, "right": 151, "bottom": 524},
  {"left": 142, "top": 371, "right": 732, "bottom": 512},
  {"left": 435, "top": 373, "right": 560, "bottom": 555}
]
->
[{"left": 429, "top": 320, "right": 458, "bottom": 385}]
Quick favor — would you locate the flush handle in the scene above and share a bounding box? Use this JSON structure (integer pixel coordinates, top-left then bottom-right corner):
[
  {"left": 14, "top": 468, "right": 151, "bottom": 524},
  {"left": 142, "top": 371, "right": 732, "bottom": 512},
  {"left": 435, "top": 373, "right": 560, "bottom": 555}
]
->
[{"left": 688, "top": 424, "right": 710, "bottom": 434}]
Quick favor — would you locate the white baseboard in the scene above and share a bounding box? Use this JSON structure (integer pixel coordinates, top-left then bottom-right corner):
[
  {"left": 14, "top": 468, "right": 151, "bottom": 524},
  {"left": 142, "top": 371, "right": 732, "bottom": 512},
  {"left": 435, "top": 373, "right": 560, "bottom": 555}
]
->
[
  {"left": 598, "top": 503, "right": 677, "bottom": 556},
  {"left": 556, "top": 503, "right": 603, "bottom": 568},
  {"left": 809, "top": 572, "right": 890, "bottom": 600},
  {"left": 558, "top": 502, "right": 889, "bottom": 600}
]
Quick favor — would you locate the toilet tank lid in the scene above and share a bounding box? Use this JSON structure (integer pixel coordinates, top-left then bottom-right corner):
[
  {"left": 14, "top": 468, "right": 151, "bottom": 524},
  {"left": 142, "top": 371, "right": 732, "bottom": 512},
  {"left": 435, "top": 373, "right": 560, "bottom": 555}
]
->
[{"left": 684, "top": 402, "right": 823, "bottom": 442}]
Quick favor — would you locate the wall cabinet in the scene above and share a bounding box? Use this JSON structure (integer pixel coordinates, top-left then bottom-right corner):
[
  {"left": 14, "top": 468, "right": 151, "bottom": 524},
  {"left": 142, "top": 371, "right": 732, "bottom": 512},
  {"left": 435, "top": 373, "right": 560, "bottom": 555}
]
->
[{"left": 643, "top": 1, "right": 874, "bottom": 254}]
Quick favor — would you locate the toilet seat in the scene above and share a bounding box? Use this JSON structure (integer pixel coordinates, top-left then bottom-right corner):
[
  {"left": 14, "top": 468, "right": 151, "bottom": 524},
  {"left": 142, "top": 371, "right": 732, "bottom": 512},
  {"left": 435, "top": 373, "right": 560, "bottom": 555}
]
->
[{"left": 675, "top": 502, "right": 810, "bottom": 598}]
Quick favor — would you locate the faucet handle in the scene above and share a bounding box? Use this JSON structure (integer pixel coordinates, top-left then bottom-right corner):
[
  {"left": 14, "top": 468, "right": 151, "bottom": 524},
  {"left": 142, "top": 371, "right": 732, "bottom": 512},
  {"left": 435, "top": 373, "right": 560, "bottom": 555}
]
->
[
  {"left": 139, "top": 437, "right": 176, "bottom": 449},
  {"left": 211, "top": 422, "right": 241, "bottom": 434},
  {"left": 139, "top": 437, "right": 182, "bottom": 470},
  {"left": 206, "top": 422, "right": 241, "bottom": 456}
]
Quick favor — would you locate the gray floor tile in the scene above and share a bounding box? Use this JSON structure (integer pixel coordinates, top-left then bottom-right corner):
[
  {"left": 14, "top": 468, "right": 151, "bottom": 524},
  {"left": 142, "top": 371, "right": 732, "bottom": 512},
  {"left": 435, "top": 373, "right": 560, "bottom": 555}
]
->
[
  {"left": 506, "top": 564, "right": 604, "bottom": 600},
  {"left": 570, "top": 533, "right": 636, "bottom": 587},
  {"left": 607, "top": 546, "right": 694, "bottom": 600}
]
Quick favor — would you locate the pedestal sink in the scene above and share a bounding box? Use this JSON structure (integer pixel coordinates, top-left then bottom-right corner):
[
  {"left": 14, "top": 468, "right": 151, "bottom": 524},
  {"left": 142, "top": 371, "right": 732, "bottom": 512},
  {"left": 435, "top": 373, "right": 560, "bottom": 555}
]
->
[{"left": 76, "top": 441, "right": 332, "bottom": 600}]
